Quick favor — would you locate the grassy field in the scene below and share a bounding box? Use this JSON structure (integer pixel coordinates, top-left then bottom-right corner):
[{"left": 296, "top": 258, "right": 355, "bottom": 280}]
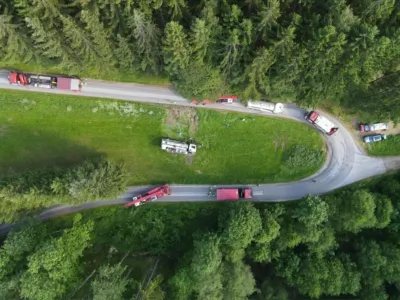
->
[
  {"left": 0, "top": 90, "right": 325, "bottom": 184},
  {"left": 0, "top": 61, "right": 170, "bottom": 86},
  {"left": 366, "top": 134, "right": 400, "bottom": 156}
]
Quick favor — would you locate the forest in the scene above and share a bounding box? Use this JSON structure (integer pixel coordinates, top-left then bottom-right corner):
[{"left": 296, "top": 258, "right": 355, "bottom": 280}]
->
[
  {"left": 0, "top": 158, "right": 129, "bottom": 222},
  {"left": 1, "top": 0, "right": 400, "bottom": 298},
  {"left": 0, "top": 172, "right": 400, "bottom": 299},
  {"left": 1, "top": 0, "right": 399, "bottom": 118}
]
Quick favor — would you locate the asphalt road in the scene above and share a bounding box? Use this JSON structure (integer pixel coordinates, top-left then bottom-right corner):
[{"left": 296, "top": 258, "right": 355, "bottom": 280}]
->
[{"left": 0, "top": 70, "right": 399, "bottom": 224}]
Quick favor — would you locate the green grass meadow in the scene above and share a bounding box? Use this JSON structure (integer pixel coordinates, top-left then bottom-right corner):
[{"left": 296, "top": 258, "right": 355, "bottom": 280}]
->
[
  {"left": 0, "top": 90, "right": 325, "bottom": 184},
  {"left": 366, "top": 134, "right": 400, "bottom": 156}
]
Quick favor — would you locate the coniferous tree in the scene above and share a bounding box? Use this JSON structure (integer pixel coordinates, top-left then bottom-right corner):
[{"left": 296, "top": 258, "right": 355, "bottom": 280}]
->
[{"left": 163, "top": 21, "right": 190, "bottom": 79}]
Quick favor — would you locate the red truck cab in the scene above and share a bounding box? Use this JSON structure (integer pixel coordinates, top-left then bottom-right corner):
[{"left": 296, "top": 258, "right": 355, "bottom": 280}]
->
[{"left": 8, "top": 72, "right": 18, "bottom": 84}]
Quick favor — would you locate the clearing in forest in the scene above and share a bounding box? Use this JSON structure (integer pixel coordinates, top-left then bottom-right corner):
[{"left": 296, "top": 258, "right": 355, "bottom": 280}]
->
[{"left": 0, "top": 90, "right": 325, "bottom": 184}]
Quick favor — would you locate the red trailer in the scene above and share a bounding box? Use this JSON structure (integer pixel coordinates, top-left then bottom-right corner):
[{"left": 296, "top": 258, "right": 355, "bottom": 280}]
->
[
  {"left": 125, "top": 185, "right": 171, "bottom": 207},
  {"left": 216, "top": 188, "right": 252, "bottom": 201}
]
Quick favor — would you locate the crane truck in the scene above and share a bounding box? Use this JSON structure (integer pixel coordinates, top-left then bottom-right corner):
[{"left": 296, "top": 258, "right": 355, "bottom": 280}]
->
[
  {"left": 247, "top": 100, "right": 284, "bottom": 114},
  {"left": 125, "top": 185, "right": 171, "bottom": 207},
  {"left": 213, "top": 188, "right": 253, "bottom": 201},
  {"left": 8, "top": 71, "right": 82, "bottom": 91},
  {"left": 305, "top": 111, "right": 339, "bottom": 135},
  {"left": 161, "top": 138, "right": 197, "bottom": 155}
]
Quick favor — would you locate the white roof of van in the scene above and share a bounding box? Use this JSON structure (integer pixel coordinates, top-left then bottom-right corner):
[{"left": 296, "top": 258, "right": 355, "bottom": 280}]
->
[
  {"left": 315, "top": 115, "right": 335, "bottom": 133},
  {"left": 70, "top": 79, "right": 80, "bottom": 91}
]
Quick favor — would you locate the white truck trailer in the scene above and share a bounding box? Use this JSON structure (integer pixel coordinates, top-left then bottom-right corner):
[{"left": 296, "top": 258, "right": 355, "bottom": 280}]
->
[
  {"left": 247, "top": 100, "right": 284, "bottom": 114},
  {"left": 161, "top": 139, "right": 197, "bottom": 155}
]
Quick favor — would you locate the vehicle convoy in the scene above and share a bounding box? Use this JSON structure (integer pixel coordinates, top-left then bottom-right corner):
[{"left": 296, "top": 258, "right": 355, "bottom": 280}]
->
[
  {"left": 8, "top": 71, "right": 82, "bottom": 91},
  {"left": 305, "top": 111, "right": 339, "bottom": 135},
  {"left": 161, "top": 138, "right": 197, "bottom": 155},
  {"left": 192, "top": 95, "right": 239, "bottom": 105},
  {"left": 363, "top": 134, "right": 387, "bottom": 143},
  {"left": 215, "top": 188, "right": 253, "bottom": 201},
  {"left": 360, "top": 123, "right": 388, "bottom": 132},
  {"left": 246, "top": 100, "right": 284, "bottom": 114},
  {"left": 125, "top": 185, "right": 171, "bottom": 207}
]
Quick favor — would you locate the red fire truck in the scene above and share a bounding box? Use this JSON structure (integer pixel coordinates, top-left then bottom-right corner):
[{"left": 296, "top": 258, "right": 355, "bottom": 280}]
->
[
  {"left": 8, "top": 71, "right": 82, "bottom": 91},
  {"left": 125, "top": 185, "right": 171, "bottom": 207},
  {"left": 305, "top": 111, "right": 338, "bottom": 135}
]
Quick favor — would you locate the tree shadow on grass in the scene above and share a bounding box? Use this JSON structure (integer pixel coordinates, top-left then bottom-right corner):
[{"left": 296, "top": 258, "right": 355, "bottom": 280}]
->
[{"left": 0, "top": 125, "right": 103, "bottom": 176}]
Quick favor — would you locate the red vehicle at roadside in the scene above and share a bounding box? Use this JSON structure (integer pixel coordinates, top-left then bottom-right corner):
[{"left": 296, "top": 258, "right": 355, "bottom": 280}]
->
[
  {"left": 216, "top": 95, "right": 238, "bottom": 104},
  {"left": 305, "top": 111, "right": 339, "bottom": 136},
  {"left": 125, "top": 185, "right": 171, "bottom": 207}
]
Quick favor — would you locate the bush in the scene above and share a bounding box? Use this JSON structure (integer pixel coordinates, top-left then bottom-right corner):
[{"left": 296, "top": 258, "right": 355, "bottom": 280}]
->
[
  {"left": 367, "top": 134, "right": 400, "bottom": 156},
  {"left": 51, "top": 158, "right": 129, "bottom": 203},
  {"left": 282, "top": 146, "right": 324, "bottom": 173}
]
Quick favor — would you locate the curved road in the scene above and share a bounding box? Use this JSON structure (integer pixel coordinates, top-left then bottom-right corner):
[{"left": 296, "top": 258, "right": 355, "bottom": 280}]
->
[{"left": 1, "top": 70, "right": 400, "bottom": 223}]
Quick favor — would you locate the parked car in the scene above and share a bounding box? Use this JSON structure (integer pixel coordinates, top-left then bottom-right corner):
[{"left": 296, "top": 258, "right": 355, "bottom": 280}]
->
[
  {"left": 360, "top": 123, "right": 388, "bottom": 132},
  {"left": 363, "top": 134, "right": 387, "bottom": 143}
]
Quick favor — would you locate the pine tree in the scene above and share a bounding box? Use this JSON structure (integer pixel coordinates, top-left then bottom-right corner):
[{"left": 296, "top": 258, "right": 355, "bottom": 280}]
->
[
  {"left": 80, "top": 7, "right": 115, "bottom": 68},
  {"left": 242, "top": 48, "right": 276, "bottom": 99},
  {"left": 114, "top": 34, "right": 134, "bottom": 70},
  {"left": 189, "top": 18, "right": 212, "bottom": 64},
  {"left": 14, "top": 0, "right": 62, "bottom": 22},
  {"left": 219, "top": 5, "right": 254, "bottom": 81},
  {"left": 163, "top": 21, "right": 190, "bottom": 79},
  {"left": 295, "top": 25, "right": 347, "bottom": 107},
  {"left": 24, "top": 17, "right": 75, "bottom": 69},
  {"left": 127, "top": 9, "right": 162, "bottom": 73},
  {"left": 165, "top": 0, "right": 186, "bottom": 20},
  {"left": 0, "top": 14, "right": 35, "bottom": 64},
  {"left": 257, "top": 0, "right": 281, "bottom": 40}
]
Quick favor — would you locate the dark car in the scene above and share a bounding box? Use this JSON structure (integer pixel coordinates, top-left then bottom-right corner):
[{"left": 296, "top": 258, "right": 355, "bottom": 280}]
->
[{"left": 363, "top": 134, "right": 387, "bottom": 143}]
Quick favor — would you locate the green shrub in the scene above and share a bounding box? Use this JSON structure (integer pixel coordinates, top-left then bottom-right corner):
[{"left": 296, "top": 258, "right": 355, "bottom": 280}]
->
[
  {"left": 282, "top": 146, "right": 324, "bottom": 173},
  {"left": 367, "top": 134, "right": 400, "bottom": 156}
]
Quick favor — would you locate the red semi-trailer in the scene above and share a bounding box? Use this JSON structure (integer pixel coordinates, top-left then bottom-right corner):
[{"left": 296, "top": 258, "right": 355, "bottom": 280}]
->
[
  {"left": 8, "top": 71, "right": 82, "bottom": 91},
  {"left": 216, "top": 188, "right": 253, "bottom": 201},
  {"left": 125, "top": 185, "right": 171, "bottom": 207}
]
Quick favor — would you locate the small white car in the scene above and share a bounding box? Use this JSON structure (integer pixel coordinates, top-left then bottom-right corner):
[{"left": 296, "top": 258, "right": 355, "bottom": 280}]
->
[{"left": 360, "top": 123, "right": 388, "bottom": 132}]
